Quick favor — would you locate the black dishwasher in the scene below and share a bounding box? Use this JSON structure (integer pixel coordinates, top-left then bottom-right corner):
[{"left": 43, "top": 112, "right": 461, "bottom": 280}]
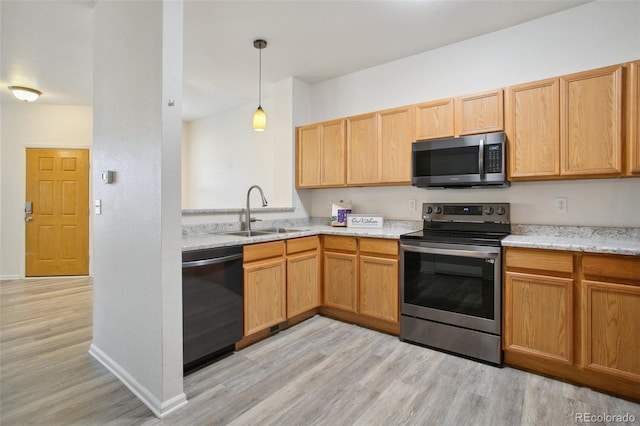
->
[{"left": 182, "top": 245, "right": 243, "bottom": 374}]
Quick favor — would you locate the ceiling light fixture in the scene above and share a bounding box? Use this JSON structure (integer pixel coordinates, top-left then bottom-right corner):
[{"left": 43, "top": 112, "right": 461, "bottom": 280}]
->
[
  {"left": 8, "top": 86, "right": 42, "bottom": 102},
  {"left": 253, "top": 39, "right": 267, "bottom": 131}
]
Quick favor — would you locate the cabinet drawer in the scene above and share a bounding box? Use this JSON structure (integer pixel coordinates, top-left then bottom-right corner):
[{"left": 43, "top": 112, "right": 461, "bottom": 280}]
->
[
  {"left": 359, "top": 238, "right": 398, "bottom": 256},
  {"left": 582, "top": 254, "right": 640, "bottom": 283},
  {"left": 323, "top": 235, "right": 357, "bottom": 252},
  {"left": 287, "top": 236, "right": 319, "bottom": 255},
  {"left": 244, "top": 241, "right": 285, "bottom": 263},
  {"left": 505, "top": 248, "right": 574, "bottom": 274}
]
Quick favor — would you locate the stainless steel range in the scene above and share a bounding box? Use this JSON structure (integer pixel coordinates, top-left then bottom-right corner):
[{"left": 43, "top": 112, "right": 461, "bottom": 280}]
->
[{"left": 399, "top": 202, "right": 510, "bottom": 365}]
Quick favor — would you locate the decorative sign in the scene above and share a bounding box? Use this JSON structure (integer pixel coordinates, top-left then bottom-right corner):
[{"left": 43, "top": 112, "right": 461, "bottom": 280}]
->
[{"left": 346, "top": 215, "right": 384, "bottom": 229}]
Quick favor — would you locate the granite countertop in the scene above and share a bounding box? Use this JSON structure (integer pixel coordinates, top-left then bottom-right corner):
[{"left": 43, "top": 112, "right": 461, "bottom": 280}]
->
[
  {"left": 502, "top": 225, "right": 640, "bottom": 256},
  {"left": 182, "top": 223, "right": 418, "bottom": 252}
]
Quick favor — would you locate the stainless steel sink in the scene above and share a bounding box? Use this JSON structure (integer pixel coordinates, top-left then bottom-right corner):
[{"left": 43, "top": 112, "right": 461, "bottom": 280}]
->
[
  {"left": 259, "top": 227, "right": 304, "bottom": 234},
  {"left": 220, "top": 230, "right": 275, "bottom": 237}
]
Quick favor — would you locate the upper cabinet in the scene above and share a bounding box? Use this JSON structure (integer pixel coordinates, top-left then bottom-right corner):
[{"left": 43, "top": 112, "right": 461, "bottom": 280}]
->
[
  {"left": 415, "top": 98, "right": 454, "bottom": 140},
  {"left": 506, "top": 78, "right": 560, "bottom": 179},
  {"left": 628, "top": 60, "right": 640, "bottom": 176},
  {"left": 506, "top": 64, "right": 628, "bottom": 180},
  {"left": 560, "top": 65, "right": 623, "bottom": 176},
  {"left": 455, "top": 89, "right": 504, "bottom": 136},
  {"left": 415, "top": 90, "right": 504, "bottom": 141},
  {"left": 346, "top": 112, "right": 378, "bottom": 185},
  {"left": 296, "top": 119, "right": 346, "bottom": 188}
]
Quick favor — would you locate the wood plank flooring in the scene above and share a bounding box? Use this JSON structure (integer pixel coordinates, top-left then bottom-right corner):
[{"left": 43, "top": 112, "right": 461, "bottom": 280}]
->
[{"left": 1, "top": 277, "right": 638, "bottom": 425}]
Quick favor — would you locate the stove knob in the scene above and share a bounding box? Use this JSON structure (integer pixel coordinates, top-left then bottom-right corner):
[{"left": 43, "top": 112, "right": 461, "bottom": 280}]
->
[
  {"left": 434, "top": 206, "right": 443, "bottom": 214},
  {"left": 425, "top": 206, "right": 433, "bottom": 214},
  {"left": 484, "top": 206, "right": 494, "bottom": 215},
  {"left": 496, "top": 206, "right": 506, "bottom": 215}
]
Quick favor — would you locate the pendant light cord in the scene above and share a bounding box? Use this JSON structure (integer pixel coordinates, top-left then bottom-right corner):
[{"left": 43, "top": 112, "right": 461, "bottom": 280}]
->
[{"left": 258, "top": 46, "right": 262, "bottom": 107}]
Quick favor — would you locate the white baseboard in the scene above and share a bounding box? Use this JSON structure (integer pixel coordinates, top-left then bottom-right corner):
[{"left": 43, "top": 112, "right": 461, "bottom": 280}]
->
[
  {"left": 89, "top": 343, "right": 188, "bottom": 418},
  {"left": 0, "top": 275, "right": 21, "bottom": 281}
]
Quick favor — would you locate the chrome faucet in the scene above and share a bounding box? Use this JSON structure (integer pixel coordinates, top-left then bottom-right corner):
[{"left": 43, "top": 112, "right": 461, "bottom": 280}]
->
[{"left": 245, "top": 185, "right": 268, "bottom": 233}]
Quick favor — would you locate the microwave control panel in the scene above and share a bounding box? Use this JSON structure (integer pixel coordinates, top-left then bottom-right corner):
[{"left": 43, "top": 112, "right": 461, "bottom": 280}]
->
[{"left": 485, "top": 144, "right": 503, "bottom": 173}]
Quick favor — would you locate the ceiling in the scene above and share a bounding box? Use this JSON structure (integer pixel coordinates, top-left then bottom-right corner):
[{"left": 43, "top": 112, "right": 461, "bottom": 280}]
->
[{"left": 1, "top": 0, "right": 589, "bottom": 122}]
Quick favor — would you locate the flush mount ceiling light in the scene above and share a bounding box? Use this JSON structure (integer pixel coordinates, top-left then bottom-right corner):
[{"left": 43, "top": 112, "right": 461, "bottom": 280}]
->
[
  {"left": 8, "top": 86, "right": 42, "bottom": 102},
  {"left": 253, "top": 39, "right": 267, "bottom": 131}
]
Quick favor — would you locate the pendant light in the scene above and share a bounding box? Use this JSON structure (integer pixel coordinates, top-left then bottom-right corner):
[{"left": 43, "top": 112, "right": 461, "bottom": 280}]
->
[
  {"left": 8, "top": 86, "right": 42, "bottom": 102},
  {"left": 253, "top": 39, "right": 267, "bottom": 131}
]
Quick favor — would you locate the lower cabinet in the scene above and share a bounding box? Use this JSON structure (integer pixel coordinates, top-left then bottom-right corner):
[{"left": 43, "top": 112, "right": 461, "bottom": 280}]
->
[
  {"left": 322, "top": 235, "right": 399, "bottom": 333},
  {"left": 504, "top": 247, "right": 640, "bottom": 401},
  {"left": 243, "top": 236, "right": 321, "bottom": 337}
]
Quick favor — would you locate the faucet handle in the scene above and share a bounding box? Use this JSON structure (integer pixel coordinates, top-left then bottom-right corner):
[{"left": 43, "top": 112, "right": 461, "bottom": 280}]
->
[{"left": 250, "top": 217, "right": 262, "bottom": 223}]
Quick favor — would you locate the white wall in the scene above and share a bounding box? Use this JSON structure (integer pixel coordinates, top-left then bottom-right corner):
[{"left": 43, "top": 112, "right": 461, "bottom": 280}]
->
[
  {"left": 91, "top": 0, "right": 186, "bottom": 417},
  {"left": 0, "top": 104, "right": 93, "bottom": 279},
  {"left": 306, "top": 1, "right": 640, "bottom": 227}
]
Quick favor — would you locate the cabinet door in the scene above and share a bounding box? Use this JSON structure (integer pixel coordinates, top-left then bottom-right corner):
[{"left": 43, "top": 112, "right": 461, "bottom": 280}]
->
[
  {"left": 244, "top": 258, "right": 286, "bottom": 335},
  {"left": 582, "top": 280, "right": 640, "bottom": 382},
  {"left": 560, "top": 65, "right": 623, "bottom": 176},
  {"left": 455, "top": 89, "right": 504, "bottom": 136},
  {"left": 506, "top": 78, "right": 560, "bottom": 179},
  {"left": 504, "top": 271, "right": 573, "bottom": 364},
  {"left": 377, "top": 106, "right": 415, "bottom": 184},
  {"left": 323, "top": 251, "right": 357, "bottom": 313},
  {"left": 296, "top": 124, "right": 321, "bottom": 188},
  {"left": 628, "top": 61, "right": 640, "bottom": 175},
  {"left": 321, "top": 119, "right": 346, "bottom": 186},
  {"left": 287, "top": 251, "right": 320, "bottom": 318},
  {"left": 359, "top": 255, "right": 398, "bottom": 323},
  {"left": 347, "top": 113, "right": 378, "bottom": 185},
  {"left": 415, "top": 98, "right": 454, "bottom": 140}
]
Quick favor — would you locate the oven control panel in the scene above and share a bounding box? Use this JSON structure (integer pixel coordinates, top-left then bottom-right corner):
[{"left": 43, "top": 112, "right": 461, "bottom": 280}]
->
[{"left": 422, "top": 203, "right": 510, "bottom": 223}]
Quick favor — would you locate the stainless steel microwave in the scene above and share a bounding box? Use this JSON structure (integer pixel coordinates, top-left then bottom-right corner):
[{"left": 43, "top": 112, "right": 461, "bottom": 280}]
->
[{"left": 411, "top": 132, "right": 508, "bottom": 188}]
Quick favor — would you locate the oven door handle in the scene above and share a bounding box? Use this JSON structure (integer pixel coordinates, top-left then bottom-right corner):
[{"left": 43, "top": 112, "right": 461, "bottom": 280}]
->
[{"left": 400, "top": 243, "right": 499, "bottom": 259}]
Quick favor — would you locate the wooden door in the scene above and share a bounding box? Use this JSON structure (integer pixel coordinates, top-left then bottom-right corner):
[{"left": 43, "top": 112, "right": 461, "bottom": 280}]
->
[
  {"left": 504, "top": 271, "right": 574, "bottom": 364},
  {"left": 287, "top": 251, "right": 320, "bottom": 318},
  {"left": 323, "top": 251, "right": 357, "bottom": 313},
  {"left": 454, "top": 89, "right": 504, "bottom": 136},
  {"left": 415, "top": 98, "right": 455, "bottom": 140},
  {"left": 243, "top": 257, "right": 286, "bottom": 335},
  {"left": 506, "top": 78, "right": 560, "bottom": 179},
  {"left": 296, "top": 124, "right": 321, "bottom": 188},
  {"left": 582, "top": 280, "right": 640, "bottom": 382},
  {"left": 320, "top": 119, "right": 346, "bottom": 186},
  {"left": 359, "top": 255, "right": 398, "bottom": 323},
  {"left": 377, "top": 106, "right": 415, "bottom": 184},
  {"left": 628, "top": 61, "right": 640, "bottom": 175},
  {"left": 25, "top": 148, "right": 89, "bottom": 277},
  {"left": 560, "top": 65, "right": 623, "bottom": 176},
  {"left": 347, "top": 113, "right": 377, "bottom": 185}
]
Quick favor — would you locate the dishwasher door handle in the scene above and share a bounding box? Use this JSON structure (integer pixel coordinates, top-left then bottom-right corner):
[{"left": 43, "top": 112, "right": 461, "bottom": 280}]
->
[{"left": 182, "top": 253, "right": 243, "bottom": 268}]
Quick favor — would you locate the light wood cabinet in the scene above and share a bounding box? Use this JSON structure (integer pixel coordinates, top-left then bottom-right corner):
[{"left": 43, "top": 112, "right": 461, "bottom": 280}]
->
[
  {"left": 581, "top": 254, "right": 640, "bottom": 383},
  {"left": 359, "top": 238, "right": 398, "bottom": 323},
  {"left": 322, "top": 236, "right": 399, "bottom": 331},
  {"left": 243, "top": 241, "right": 286, "bottom": 336},
  {"left": 286, "top": 236, "right": 320, "bottom": 318},
  {"left": 504, "top": 247, "right": 640, "bottom": 401},
  {"left": 345, "top": 107, "right": 414, "bottom": 186},
  {"left": 347, "top": 113, "right": 378, "bottom": 185},
  {"left": 323, "top": 236, "right": 358, "bottom": 312},
  {"left": 296, "top": 119, "right": 345, "bottom": 188},
  {"left": 505, "top": 78, "right": 560, "bottom": 179},
  {"left": 628, "top": 60, "right": 640, "bottom": 175},
  {"left": 560, "top": 65, "right": 623, "bottom": 176},
  {"left": 415, "top": 98, "right": 454, "bottom": 140},
  {"left": 377, "top": 106, "right": 415, "bottom": 184},
  {"left": 455, "top": 89, "right": 504, "bottom": 136}
]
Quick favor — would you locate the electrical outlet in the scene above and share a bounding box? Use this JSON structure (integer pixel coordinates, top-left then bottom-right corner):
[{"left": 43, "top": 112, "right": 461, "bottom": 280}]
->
[
  {"left": 409, "top": 199, "right": 417, "bottom": 211},
  {"left": 554, "top": 197, "right": 567, "bottom": 214}
]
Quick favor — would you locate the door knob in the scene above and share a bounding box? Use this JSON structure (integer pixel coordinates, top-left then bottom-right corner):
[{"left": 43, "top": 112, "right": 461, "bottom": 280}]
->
[{"left": 25, "top": 217, "right": 33, "bottom": 222}]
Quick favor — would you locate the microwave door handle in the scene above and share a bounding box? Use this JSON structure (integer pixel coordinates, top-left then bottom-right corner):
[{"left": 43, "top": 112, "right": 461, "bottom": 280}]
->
[{"left": 478, "top": 137, "right": 484, "bottom": 179}]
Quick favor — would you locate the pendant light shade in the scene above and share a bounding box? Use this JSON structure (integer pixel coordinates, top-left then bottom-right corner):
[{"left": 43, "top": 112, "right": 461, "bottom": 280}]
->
[
  {"left": 253, "top": 39, "right": 267, "bottom": 131},
  {"left": 8, "top": 86, "right": 42, "bottom": 102}
]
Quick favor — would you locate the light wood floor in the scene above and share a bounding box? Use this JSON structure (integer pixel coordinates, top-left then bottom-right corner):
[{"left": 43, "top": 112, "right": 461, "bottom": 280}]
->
[{"left": 1, "top": 278, "right": 638, "bottom": 425}]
